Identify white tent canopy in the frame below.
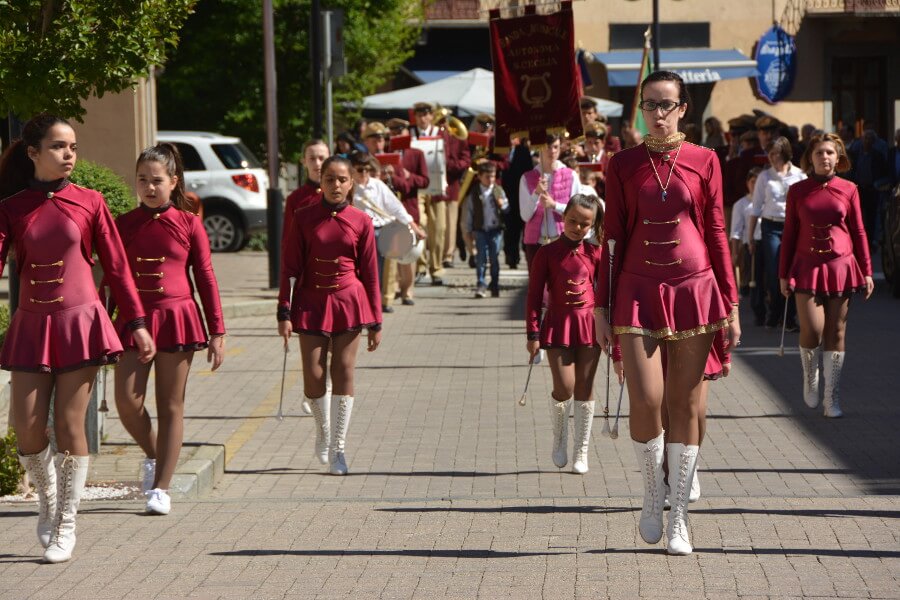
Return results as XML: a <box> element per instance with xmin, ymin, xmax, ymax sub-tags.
<box><xmin>363</xmin><ymin>68</ymin><xmax>622</xmax><ymax>118</ymax></box>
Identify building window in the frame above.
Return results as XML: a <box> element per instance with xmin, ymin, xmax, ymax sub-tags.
<box><xmin>609</xmin><ymin>23</ymin><xmax>710</xmax><ymax>50</ymax></box>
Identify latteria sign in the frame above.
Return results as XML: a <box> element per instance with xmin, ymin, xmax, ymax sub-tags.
<box><xmin>754</xmin><ymin>25</ymin><xmax>797</xmax><ymax>104</ymax></box>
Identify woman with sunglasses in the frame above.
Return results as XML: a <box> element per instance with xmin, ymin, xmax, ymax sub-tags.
<box><xmin>596</xmin><ymin>71</ymin><xmax>740</xmax><ymax>555</ymax></box>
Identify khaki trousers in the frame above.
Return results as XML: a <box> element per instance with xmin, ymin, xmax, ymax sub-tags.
<box><xmin>381</xmin><ymin>258</ymin><xmax>398</xmax><ymax>306</ymax></box>
<box><xmin>443</xmin><ymin>200</ymin><xmax>460</xmax><ymax>263</ymax></box>
<box><xmin>424</xmin><ymin>196</ymin><xmax>446</xmax><ymax>277</ymax></box>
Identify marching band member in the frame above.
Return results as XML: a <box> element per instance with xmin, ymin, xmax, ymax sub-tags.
<box><xmin>112</xmin><ymin>144</ymin><xmax>225</xmax><ymax>516</ymax></box>
<box><xmin>596</xmin><ymin>71</ymin><xmax>740</xmax><ymax>556</ymax></box>
<box><xmin>284</xmin><ymin>139</ymin><xmax>330</xmax><ymax>244</ymax></box>
<box><xmin>779</xmin><ymin>133</ymin><xmax>873</xmax><ymax>417</ymax></box>
<box><xmin>387</xmin><ymin>118</ymin><xmax>429</xmax><ymax>305</ymax></box>
<box><xmin>410</xmin><ymin>102</ymin><xmax>470</xmax><ymax>280</ymax></box>
<box><xmin>578</xmin><ymin>122</ymin><xmax>610</xmax><ymax>198</ymax></box>
<box><xmin>503</xmin><ymin>137</ymin><xmax>533</xmax><ymax>270</ymax></box>
<box><xmin>0</xmin><ymin>114</ymin><xmax>155</xmax><ymax>563</ymax></box>
<box><xmin>278</xmin><ymin>156</ymin><xmax>382</xmax><ymax>476</ymax></box>
<box><xmin>526</xmin><ymin>194</ymin><xmax>620</xmax><ymax>474</ymax></box>
<box><xmin>519</xmin><ymin>134</ymin><xmax>580</xmax><ymax>268</ymax></box>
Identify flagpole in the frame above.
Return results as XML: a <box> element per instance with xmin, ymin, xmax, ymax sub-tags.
<box><xmin>652</xmin><ymin>0</ymin><xmax>661</xmax><ymax>75</ymax></box>
<box><xmin>630</xmin><ymin>28</ymin><xmax>652</xmax><ymax>131</ymax></box>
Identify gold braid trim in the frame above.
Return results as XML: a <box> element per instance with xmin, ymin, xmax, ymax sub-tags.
<box><xmin>612</xmin><ymin>317</ymin><xmax>730</xmax><ymax>341</ymax></box>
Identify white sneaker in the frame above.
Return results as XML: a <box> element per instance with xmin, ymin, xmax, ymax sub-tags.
<box><xmin>145</xmin><ymin>488</ymin><xmax>171</xmax><ymax>515</ymax></box>
<box><xmin>140</xmin><ymin>458</ymin><xmax>156</xmax><ymax>494</ymax></box>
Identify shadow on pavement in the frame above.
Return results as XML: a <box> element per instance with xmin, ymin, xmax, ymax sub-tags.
<box><xmin>590</xmin><ymin>547</ymin><xmax>900</xmax><ymax>558</ymax></box>
<box><xmin>376</xmin><ymin>506</ymin><xmax>639</xmax><ymax>515</ymax></box>
<box><xmin>691</xmin><ymin>506</ymin><xmax>900</xmax><ymax>519</ymax></box>
<box><xmin>341</xmin><ymin>470</ymin><xmax>546</xmax><ymax>477</ymax></box>
<box><xmin>210</xmin><ymin>549</ymin><xmax>574</xmax><ymax>558</ymax></box>
<box><xmin>733</xmin><ymin>282</ymin><xmax>900</xmax><ymax>495</ymax></box>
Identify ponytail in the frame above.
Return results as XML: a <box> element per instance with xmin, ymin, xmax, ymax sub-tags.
<box><xmin>0</xmin><ymin>113</ymin><xmax>72</xmax><ymax>199</ymax></box>
<box><xmin>136</xmin><ymin>143</ymin><xmax>189</xmax><ymax>211</ymax></box>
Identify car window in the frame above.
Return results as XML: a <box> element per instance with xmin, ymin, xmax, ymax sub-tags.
<box><xmin>211</xmin><ymin>142</ymin><xmax>262</xmax><ymax>169</ymax></box>
<box><xmin>172</xmin><ymin>143</ymin><xmax>206</xmax><ymax>171</ymax></box>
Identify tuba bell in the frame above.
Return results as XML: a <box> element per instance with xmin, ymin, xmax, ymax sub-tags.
<box><xmin>434</xmin><ymin>105</ymin><xmax>469</xmax><ymax>141</ymax></box>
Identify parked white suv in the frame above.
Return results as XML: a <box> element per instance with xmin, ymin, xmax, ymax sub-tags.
<box><xmin>157</xmin><ymin>131</ymin><xmax>270</xmax><ymax>252</ymax></box>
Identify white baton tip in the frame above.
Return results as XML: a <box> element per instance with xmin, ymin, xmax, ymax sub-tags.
<box><xmin>607</xmin><ymin>238</ymin><xmax>616</xmax><ymax>254</ymax></box>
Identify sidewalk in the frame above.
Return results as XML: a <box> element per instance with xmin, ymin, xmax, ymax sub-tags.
<box><xmin>1</xmin><ymin>250</ymin><xmax>898</xmax><ymax>599</ymax></box>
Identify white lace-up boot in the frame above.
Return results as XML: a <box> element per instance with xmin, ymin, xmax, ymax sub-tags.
<box><xmin>308</xmin><ymin>394</ymin><xmax>331</xmax><ymax>465</ymax></box>
<box><xmin>689</xmin><ymin>469</ymin><xmax>701</xmax><ymax>503</ymax></box>
<box><xmin>823</xmin><ymin>350</ymin><xmax>845</xmax><ymax>418</ymax></box>
<box><xmin>44</xmin><ymin>453</ymin><xmax>89</xmax><ymax>563</ymax></box>
<box><xmin>329</xmin><ymin>395</ymin><xmax>354</xmax><ymax>475</ymax></box>
<box><xmin>571</xmin><ymin>400</ymin><xmax>595</xmax><ymax>474</ymax></box>
<box><xmin>18</xmin><ymin>445</ymin><xmax>57</xmax><ymax>548</ymax></box>
<box><xmin>632</xmin><ymin>431</ymin><xmax>666</xmax><ymax>544</ymax></box>
<box><xmin>799</xmin><ymin>346</ymin><xmax>821</xmax><ymax>408</ymax></box>
<box><xmin>666</xmin><ymin>443</ymin><xmax>699</xmax><ymax>556</ymax></box>
<box><xmin>549</xmin><ymin>397</ymin><xmax>572</xmax><ymax>468</ymax></box>
<box><xmin>140</xmin><ymin>458</ymin><xmax>156</xmax><ymax>494</ymax></box>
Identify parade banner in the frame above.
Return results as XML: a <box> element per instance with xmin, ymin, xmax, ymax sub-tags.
<box><xmin>489</xmin><ymin>1</ymin><xmax>582</xmax><ymax>149</ymax></box>
<box><xmin>754</xmin><ymin>25</ymin><xmax>797</xmax><ymax>104</ymax></box>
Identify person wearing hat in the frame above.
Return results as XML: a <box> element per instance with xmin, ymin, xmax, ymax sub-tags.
<box><xmin>578</xmin><ymin>122</ymin><xmax>609</xmax><ymax>197</ymax></box>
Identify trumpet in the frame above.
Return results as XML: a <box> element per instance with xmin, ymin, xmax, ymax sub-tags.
<box><xmin>434</xmin><ymin>105</ymin><xmax>468</xmax><ymax>141</ymax></box>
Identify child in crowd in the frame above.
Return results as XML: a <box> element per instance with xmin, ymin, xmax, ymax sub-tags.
<box><xmin>731</xmin><ymin>167</ymin><xmax>765</xmax><ymax>324</ymax></box>
<box><xmin>462</xmin><ymin>161</ymin><xmax>509</xmax><ymax>298</ymax></box>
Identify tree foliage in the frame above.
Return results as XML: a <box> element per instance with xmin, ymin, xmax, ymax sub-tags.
<box><xmin>156</xmin><ymin>0</ymin><xmax>423</xmax><ymax>163</ymax></box>
<box><xmin>0</xmin><ymin>0</ymin><xmax>196</xmax><ymax>120</ymax></box>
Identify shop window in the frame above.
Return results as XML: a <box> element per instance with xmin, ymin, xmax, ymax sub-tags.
<box><xmin>609</xmin><ymin>23</ymin><xmax>709</xmax><ymax>50</ymax></box>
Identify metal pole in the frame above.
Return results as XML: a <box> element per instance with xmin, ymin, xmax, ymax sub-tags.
<box><xmin>324</xmin><ymin>10</ymin><xmax>334</xmax><ymax>150</ymax></box>
<box><xmin>7</xmin><ymin>114</ymin><xmax>22</xmax><ymax>316</ymax></box>
<box><xmin>652</xmin><ymin>0</ymin><xmax>661</xmax><ymax>72</ymax></box>
<box><xmin>311</xmin><ymin>0</ymin><xmax>323</xmax><ymax>138</ymax></box>
<box><xmin>263</xmin><ymin>0</ymin><xmax>283</xmax><ymax>288</ymax></box>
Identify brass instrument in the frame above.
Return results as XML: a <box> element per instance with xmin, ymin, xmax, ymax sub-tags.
<box><xmin>434</xmin><ymin>105</ymin><xmax>468</xmax><ymax>141</ymax></box>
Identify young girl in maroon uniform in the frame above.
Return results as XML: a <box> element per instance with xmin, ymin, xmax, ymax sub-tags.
<box><xmin>112</xmin><ymin>144</ymin><xmax>226</xmax><ymax>515</ymax></box>
<box><xmin>526</xmin><ymin>194</ymin><xmax>622</xmax><ymax>475</ymax></box>
<box><xmin>278</xmin><ymin>156</ymin><xmax>382</xmax><ymax>476</ymax></box>
<box><xmin>779</xmin><ymin>133</ymin><xmax>873</xmax><ymax>417</ymax></box>
<box><xmin>0</xmin><ymin>114</ymin><xmax>155</xmax><ymax>563</ymax></box>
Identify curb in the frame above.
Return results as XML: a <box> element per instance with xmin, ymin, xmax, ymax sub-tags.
<box><xmin>221</xmin><ymin>299</ymin><xmax>274</xmax><ymax>320</ymax></box>
<box><xmin>168</xmin><ymin>443</ymin><xmax>226</xmax><ymax>500</ymax></box>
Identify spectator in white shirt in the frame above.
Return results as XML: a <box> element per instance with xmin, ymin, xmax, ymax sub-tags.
<box><xmin>730</xmin><ymin>166</ymin><xmax>765</xmax><ymax>325</ymax></box>
<box><xmin>748</xmin><ymin>137</ymin><xmax>807</xmax><ymax>329</ymax></box>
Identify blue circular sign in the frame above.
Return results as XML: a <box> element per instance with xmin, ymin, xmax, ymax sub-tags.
<box><xmin>754</xmin><ymin>25</ymin><xmax>797</xmax><ymax>104</ymax></box>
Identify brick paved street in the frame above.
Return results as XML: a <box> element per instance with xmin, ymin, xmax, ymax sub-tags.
<box><xmin>1</xmin><ymin>252</ymin><xmax>898</xmax><ymax>599</ymax></box>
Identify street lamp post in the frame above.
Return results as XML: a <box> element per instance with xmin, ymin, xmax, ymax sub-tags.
<box><xmin>652</xmin><ymin>0</ymin><xmax>661</xmax><ymax>71</ymax></box>
<box><xmin>263</xmin><ymin>0</ymin><xmax>283</xmax><ymax>288</ymax></box>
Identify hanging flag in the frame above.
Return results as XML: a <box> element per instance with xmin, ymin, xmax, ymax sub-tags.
<box><xmin>489</xmin><ymin>1</ymin><xmax>583</xmax><ymax>149</ymax></box>
<box><xmin>629</xmin><ymin>27</ymin><xmax>653</xmax><ymax>137</ymax></box>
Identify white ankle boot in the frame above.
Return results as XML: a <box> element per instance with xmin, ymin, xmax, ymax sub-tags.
<box><xmin>632</xmin><ymin>431</ymin><xmax>666</xmax><ymax>544</ymax></box>
<box><xmin>823</xmin><ymin>351</ymin><xmax>845</xmax><ymax>418</ymax></box>
<box><xmin>18</xmin><ymin>445</ymin><xmax>57</xmax><ymax>548</ymax></box>
<box><xmin>571</xmin><ymin>400</ymin><xmax>595</xmax><ymax>474</ymax></box>
<box><xmin>140</xmin><ymin>458</ymin><xmax>156</xmax><ymax>494</ymax></box>
<box><xmin>666</xmin><ymin>443</ymin><xmax>699</xmax><ymax>556</ymax></box>
<box><xmin>799</xmin><ymin>346</ymin><xmax>821</xmax><ymax>408</ymax></box>
<box><xmin>549</xmin><ymin>397</ymin><xmax>572</xmax><ymax>468</ymax></box>
<box><xmin>44</xmin><ymin>453</ymin><xmax>89</xmax><ymax>563</ymax></box>
<box><xmin>329</xmin><ymin>395</ymin><xmax>354</xmax><ymax>475</ymax></box>
<box><xmin>308</xmin><ymin>394</ymin><xmax>331</xmax><ymax>465</ymax></box>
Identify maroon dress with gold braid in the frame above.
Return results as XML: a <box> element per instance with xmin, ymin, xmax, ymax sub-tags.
<box><xmin>598</xmin><ymin>140</ymin><xmax>737</xmax><ymax>342</ymax></box>
<box><xmin>0</xmin><ymin>181</ymin><xmax>145</xmax><ymax>372</ymax></box>
<box><xmin>113</xmin><ymin>204</ymin><xmax>225</xmax><ymax>351</ymax></box>
<box><xmin>277</xmin><ymin>199</ymin><xmax>382</xmax><ymax>335</ymax></box>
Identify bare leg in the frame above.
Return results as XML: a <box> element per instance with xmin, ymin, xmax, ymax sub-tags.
<box><xmin>114</xmin><ymin>350</ymin><xmax>156</xmax><ymax>458</ymax></box>
<box><xmin>822</xmin><ymin>297</ymin><xmax>850</xmax><ymax>352</ymax></box>
<box><xmin>619</xmin><ymin>334</ymin><xmax>665</xmax><ymax>442</ymax></box>
<box><xmin>795</xmin><ymin>293</ymin><xmax>825</xmax><ymax>349</ymax></box>
<box><xmin>152</xmin><ymin>351</ymin><xmax>194</xmax><ymax>490</ymax></box>
<box><xmin>330</xmin><ymin>331</ymin><xmax>362</xmax><ymax>396</ymax></box>
<box><xmin>299</xmin><ymin>334</ymin><xmax>331</xmax><ymax>399</ymax></box>
<box><xmin>11</xmin><ymin>372</ymin><xmax>53</xmax><ymax>455</ymax></box>
<box><xmin>546</xmin><ymin>348</ymin><xmax>576</xmax><ymax>401</ymax></box>
<box><xmin>663</xmin><ymin>333</ymin><xmax>714</xmax><ymax>446</ymax></box>
<box><xmin>53</xmin><ymin>367</ymin><xmax>100</xmax><ymax>455</ymax></box>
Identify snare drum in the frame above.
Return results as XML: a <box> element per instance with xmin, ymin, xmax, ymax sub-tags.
<box><xmin>377</xmin><ymin>221</ymin><xmax>416</xmax><ymax>260</ymax></box>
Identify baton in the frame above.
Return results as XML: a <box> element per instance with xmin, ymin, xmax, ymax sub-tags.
<box><xmin>99</xmin><ymin>286</ymin><xmax>110</xmax><ymax>412</ymax></box>
<box><xmin>610</xmin><ymin>378</ymin><xmax>626</xmax><ymax>440</ymax></box>
<box><xmin>277</xmin><ymin>277</ymin><xmax>297</xmax><ymax>420</ymax></box>
<box><xmin>602</xmin><ymin>238</ymin><xmax>616</xmax><ymax>437</ymax></box>
<box><xmin>518</xmin><ymin>354</ymin><xmax>538</xmax><ymax>406</ymax></box>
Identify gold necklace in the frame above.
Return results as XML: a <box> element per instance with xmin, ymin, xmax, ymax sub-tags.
<box><xmin>645</xmin><ymin>142</ymin><xmax>683</xmax><ymax>202</ymax></box>
<box><xmin>644</xmin><ymin>132</ymin><xmax>686</xmax><ymax>153</ymax></box>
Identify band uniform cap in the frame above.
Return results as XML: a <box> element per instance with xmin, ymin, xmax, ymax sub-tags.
<box><xmin>584</xmin><ymin>122</ymin><xmax>607</xmax><ymax>138</ymax></box>
<box><xmin>739</xmin><ymin>130</ymin><xmax>760</xmax><ymax>143</ymax></box>
<box><xmin>413</xmin><ymin>101</ymin><xmax>435</xmax><ymax>112</ymax></box>
<box><xmin>755</xmin><ymin>115</ymin><xmax>781</xmax><ymax>130</ymax></box>
<box><xmin>386</xmin><ymin>117</ymin><xmax>409</xmax><ymax>130</ymax></box>
<box><xmin>728</xmin><ymin>114</ymin><xmax>757</xmax><ymax>132</ymax></box>
<box><xmin>363</xmin><ymin>122</ymin><xmax>388</xmax><ymax>138</ymax></box>
<box><xmin>475</xmin><ymin>113</ymin><xmax>495</xmax><ymax>125</ymax></box>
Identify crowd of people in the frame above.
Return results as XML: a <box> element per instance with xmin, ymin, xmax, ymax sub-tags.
<box><xmin>1</xmin><ymin>68</ymin><xmax>889</xmax><ymax>563</ymax></box>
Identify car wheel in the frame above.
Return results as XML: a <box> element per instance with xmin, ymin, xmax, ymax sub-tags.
<box><xmin>204</xmin><ymin>210</ymin><xmax>244</xmax><ymax>252</ymax></box>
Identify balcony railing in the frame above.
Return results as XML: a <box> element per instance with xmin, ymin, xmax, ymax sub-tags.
<box><xmin>805</xmin><ymin>0</ymin><xmax>899</xmax><ymax>13</ymax></box>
